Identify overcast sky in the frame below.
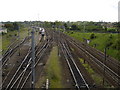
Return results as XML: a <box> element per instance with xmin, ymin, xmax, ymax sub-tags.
<box><xmin>0</xmin><ymin>0</ymin><xmax>119</xmax><ymax>22</ymax></box>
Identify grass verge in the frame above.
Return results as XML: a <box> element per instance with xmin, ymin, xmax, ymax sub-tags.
<box><xmin>79</xmin><ymin>58</ymin><xmax>111</xmax><ymax>87</ymax></box>
<box><xmin>46</xmin><ymin>46</ymin><xmax>63</xmax><ymax>88</ymax></box>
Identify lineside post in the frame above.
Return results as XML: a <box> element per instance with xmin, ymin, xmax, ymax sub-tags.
<box><xmin>103</xmin><ymin>47</ymin><xmax>107</xmax><ymax>86</ymax></box>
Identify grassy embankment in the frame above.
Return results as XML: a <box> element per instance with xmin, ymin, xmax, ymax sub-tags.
<box><xmin>46</xmin><ymin>46</ymin><xmax>63</xmax><ymax>88</ymax></box>
<box><xmin>66</xmin><ymin>31</ymin><xmax>119</xmax><ymax>61</ymax></box>
<box><xmin>1</xmin><ymin>28</ymin><xmax>28</xmax><ymax>53</ymax></box>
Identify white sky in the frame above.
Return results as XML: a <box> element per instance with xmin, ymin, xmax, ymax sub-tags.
<box><xmin>0</xmin><ymin>0</ymin><xmax>119</xmax><ymax>22</ymax></box>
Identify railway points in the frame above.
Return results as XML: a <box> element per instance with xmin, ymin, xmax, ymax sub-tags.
<box><xmin>1</xmin><ymin>25</ymin><xmax>120</xmax><ymax>89</ymax></box>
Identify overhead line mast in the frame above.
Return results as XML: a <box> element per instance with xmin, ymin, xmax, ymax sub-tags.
<box><xmin>31</xmin><ymin>29</ymin><xmax>35</xmax><ymax>89</ymax></box>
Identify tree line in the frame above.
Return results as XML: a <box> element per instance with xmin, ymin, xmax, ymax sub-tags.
<box><xmin>2</xmin><ymin>21</ymin><xmax>120</xmax><ymax>33</ymax></box>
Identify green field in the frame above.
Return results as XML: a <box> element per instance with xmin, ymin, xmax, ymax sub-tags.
<box><xmin>65</xmin><ymin>31</ymin><xmax>119</xmax><ymax>61</ymax></box>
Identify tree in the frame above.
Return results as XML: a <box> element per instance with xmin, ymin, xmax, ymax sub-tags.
<box><xmin>64</xmin><ymin>23</ymin><xmax>68</xmax><ymax>30</ymax></box>
<box><xmin>90</xmin><ymin>33</ymin><xmax>96</xmax><ymax>39</ymax></box>
<box><xmin>70</xmin><ymin>24</ymin><xmax>79</xmax><ymax>30</ymax></box>
<box><xmin>4</xmin><ymin>23</ymin><xmax>14</xmax><ymax>31</ymax></box>
<box><xmin>13</xmin><ymin>22</ymin><xmax>19</xmax><ymax>30</ymax></box>
<box><xmin>4</xmin><ymin>22</ymin><xmax>19</xmax><ymax>31</ymax></box>
<box><xmin>104</xmin><ymin>26</ymin><xmax>107</xmax><ymax>32</ymax></box>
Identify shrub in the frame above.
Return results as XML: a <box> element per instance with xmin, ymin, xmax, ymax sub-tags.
<box><xmin>14</xmin><ymin>34</ymin><xmax>17</xmax><ymax>36</ymax></box>
<box><xmin>112</xmin><ymin>39</ymin><xmax>120</xmax><ymax>50</ymax></box>
<box><xmin>105</xmin><ymin>41</ymin><xmax>113</xmax><ymax>47</ymax></box>
<box><xmin>2</xmin><ymin>32</ymin><xmax>7</xmax><ymax>35</ymax></box>
<box><xmin>109</xmin><ymin>34</ymin><xmax>113</xmax><ymax>39</ymax></box>
<box><xmin>70</xmin><ymin>31</ymin><xmax>74</xmax><ymax>34</ymax></box>
<box><xmin>90</xmin><ymin>33</ymin><xmax>96</xmax><ymax>39</ymax></box>
<box><xmin>8</xmin><ymin>34</ymin><xmax>12</xmax><ymax>37</ymax></box>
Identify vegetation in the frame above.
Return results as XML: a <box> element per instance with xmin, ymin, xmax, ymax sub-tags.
<box><xmin>1</xmin><ymin>27</ymin><xmax>28</xmax><ymax>53</ymax></box>
<box><xmin>4</xmin><ymin>22</ymin><xmax>19</xmax><ymax>31</ymax></box>
<box><xmin>43</xmin><ymin>21</ymin><xmax>119</xmax><ymax>33</ymax></box>
<box><xmin>1</xmin><ymin>21</ymin><xmax>119</xmax><ymax>60</ymax></box>
<box><xmin>90</xmin><ymin>33</ymin><xmax>96</xmax><ymax>39</ymax></box>
<box><xmin>46</xmin><ymin>46</ymin><xmax>63</xmax><ymax>88</ymax></box>
<box><xmin>43</xmin><ymin>20</ymin><xmax>119</xmax><ymax>60</ymax></box>
<box><xmin>1</xmin><ymin>21</ymin><xmax>119</xmax><ymax>87</ymax></box>
<box><xmin>66</xmin><ymin>31</ymin><xmax>119</xmax><ymax>61</ymax></box>
<box><xmin>79</xmin><ymin>58</ymin><xmax>105</xmax><ymax>86</ymax></box>
<box><xmin>79</xmin><ymin>58</ymin><xmax>112</xmax><ymax>87</ymax></box>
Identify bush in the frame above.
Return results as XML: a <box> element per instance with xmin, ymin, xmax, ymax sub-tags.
<box><xmin>109</xmin><ymin>34</ymin><xmax>113</xmax><ymax>39</ymax></box>
<box><xmin>9</xmin><ymin>34</ymin><xmax>12</xmax><ymax>37</ymax></box>
<box><xmin>14</xmin><ymin>34</ymin><xmax>17</xmax><ymax>36</ymax></box>
<box><xmin>90</xmin><ymin>33</ymin><xmax>96</xmax><ymax>39</ymax></box>
<box><xmin>70</xmin><ymin>31</ymin><xmax>74</xmax><ymax>34</ymax></box>
<box><xmin>2</xmin><ymin>32</ymin><xmax>7</xmax><ymax>35</ymax></box>
<box><xmin>107</xmin><ymin>28</ymin><xmax>116</xmax><ymax>33</ymax></box>
<box><xmin>112</xmin><ymin>39</ymin><xmax>120</xmax><ymax>50</ymax></box>
<box><xmin>105</xmin><ymin>41</ymin><xmax>113</xmax><ymax>47</ymax></box>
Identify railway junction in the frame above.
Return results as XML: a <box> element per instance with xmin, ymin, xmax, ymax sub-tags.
<box><xmin>1</xmin><ymin>26</ymin><xmax>120</xmax><ymax>89</ymax></box>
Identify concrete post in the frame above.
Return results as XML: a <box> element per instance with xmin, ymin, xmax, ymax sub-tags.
<box><xmin>31</xmin><ymin>29</ymin><xmax>35</xmax><ymax>89</ymax></box>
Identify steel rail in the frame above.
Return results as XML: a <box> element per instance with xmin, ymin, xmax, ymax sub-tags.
<box><xmin>59</xmin><ymin>39</ymin><xmax>90</xmax><ymax>89</ymax></box>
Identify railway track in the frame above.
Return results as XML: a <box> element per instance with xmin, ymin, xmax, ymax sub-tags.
<box><xmin>2</xmin><ymin>28</ymin><xmax>119</xmax><ymax>89</ymax></box>
<box><xmin>2</xmin><ymin>30</ymin><xmax>52</xmax><ymax>89</ymax></box>
<box><xmin>77</xmin><ymin>40</ymin><xmax>119</xmax><ymax>74</ymax></box>
<box><xmin>2</xmin><ymin>39</ymin><xmax>18</xmax><ymax>56</ymax></box>
<box><xmin>1</xmin><ymin>36</ymin><xmax>30</xmax><ymax>67</ymax></box>
<box><xmin>67</xmin><ymin>35</ymin><xmax>120</xmax><ymax>74</ymax></box>
<box><xmin>21</xmin><ymin>39</ymin><xmax>51</xmax><ymax>89</ymax></box>
<box><xmin>16</xmin><ymin>31</ymin><xmax>52</xmax><ymax>88</ymax></box>
<box><xmin>1</xmin><ymin>47</ymin><xmax>31</xmax><ymax>88</ymax></box>
<box><xmin>59</xmin><ymin>37</ymin><xmax>90</xmax><ymax>89</ymax></box>
<box><xmin>61</xmin><ymin>33</ymin><xmax>120</xmax><ymax>87</ymax></box>
<box><xmin>1</xmin><ymin>36</ymin><xmax>31</xmax><ymax>87</ymax></box>
<box><xmin>48</xmin><ymin>29</ymin><xmax>91</xmax><ymax>89</ymax></box>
